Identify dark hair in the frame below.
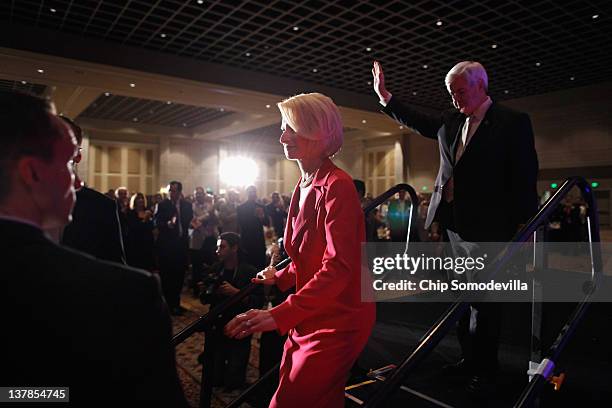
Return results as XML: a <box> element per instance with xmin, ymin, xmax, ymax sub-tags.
<box><xmin>0</xmin><ymin>91</ymin><xmax>60</xmax><ymax>196</ymax></box>
<box><xmin>59</xmin><ymin>115</ymin><xmax>83</xmax><ymax>145</ymax></box>
<box><xmin>219</xmin><ymin>232</ymin><xmax>241</xmax><ymax>248</ymax></box>
<box><xmin>168</xmin><ymin>180</ymin><xmax>183</xmax><ymax>192</ymax></box>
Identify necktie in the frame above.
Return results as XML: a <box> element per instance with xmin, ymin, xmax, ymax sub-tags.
<box><xmin>443</xmin><ymin>116</ymin><xmax>473</xmax><ymax>202</ymax></box>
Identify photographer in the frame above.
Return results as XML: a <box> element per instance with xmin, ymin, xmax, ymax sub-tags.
<box><xmin>199</xmin><ymin>232</ymin><xmax>264</xmax><ymax>391</ymax></box>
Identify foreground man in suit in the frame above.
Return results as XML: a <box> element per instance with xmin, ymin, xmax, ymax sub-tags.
<box><xmin>0</xmin><ymin>91</ymin><xmax>187</xmax><ymax>407</ymax></box>
<box><xmin>373</xmin><ymin>61</ymin><xmax>538</xmax><ymax>392</ymax></box>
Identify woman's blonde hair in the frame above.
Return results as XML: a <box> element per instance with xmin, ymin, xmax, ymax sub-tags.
<box><xmin>277</xmin><ymin>92</ymin><xmax>343</xmax><ymax>157</ymax></box>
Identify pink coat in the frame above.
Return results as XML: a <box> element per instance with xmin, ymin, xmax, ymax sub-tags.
<box><xmin>269</xmin><ymin>159</ymin><xmax>376</xmax><ymax>408</ymax></box>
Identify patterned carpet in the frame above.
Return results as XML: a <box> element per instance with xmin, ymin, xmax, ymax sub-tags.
<box><xmin>172</xmin><ymin>290</ymin><xmax>262</xmax><ymax>408</ymax></box>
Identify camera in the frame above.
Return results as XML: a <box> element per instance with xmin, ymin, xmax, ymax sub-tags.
<box><xmin>198</xmin><ymin>272</ymin><xmax>224</xmax><ymax>305</ymax></box>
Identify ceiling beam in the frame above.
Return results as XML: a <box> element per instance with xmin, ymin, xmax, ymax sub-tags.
<box><xmin>192</xmin><ymin>112</ymin><xmax>280</xmax><ymax>141</ymax></box>
<box><xmin>77</xmin><ymin>117</ymin><xmax>192</xmax><ymax>138</ymax></box>
<box><xmin>43</xmin><ymin>85</ymin><xmax>101</xmax><ymax>118</ymax></box>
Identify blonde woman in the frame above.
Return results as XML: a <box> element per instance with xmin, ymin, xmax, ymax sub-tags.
<box><xmin>226</xmin><ymin>93</ymin><xmax>375</xmax><ymax>407</ymax></box>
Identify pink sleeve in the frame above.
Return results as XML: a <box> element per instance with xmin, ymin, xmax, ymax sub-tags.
<box><xmin>274</xmin><ymin>262</ymin><xmax>296</xmax><ymax>292</ymax></box>
<box><xmin>269</xmin><ymin>177</ymin><xmax>363</xmax><ymax>335</ymax></box>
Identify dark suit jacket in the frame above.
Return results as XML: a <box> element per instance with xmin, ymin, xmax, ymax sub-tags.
<box><xmin>383</xmin><ymin>97</ymin><xmax>539</xmax><ymax>242</ymax></box>
<box><xmin>0</xmin><ymin>219</ymin><xmax>187</xmax><ymax>407</ymax></box>
<box><xmin>62</xmin><ymin>186</ymin><xmax>126</xmax><ymax>264</ymax></box>
<box><xmin>154</xmin><ymin>198</ymin><xmax>193</xmax><ymax>258</ymax></box>
<box><xmin>236</xmin><ymin>200</ymin><xmax>268</xmax><ymax>269</ymax></box>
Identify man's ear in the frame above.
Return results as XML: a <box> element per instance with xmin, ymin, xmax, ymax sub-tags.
<box><xmin>17</xmin><ymin>157</ymin><xmax>41</xmax><ymax>186</ymax></box>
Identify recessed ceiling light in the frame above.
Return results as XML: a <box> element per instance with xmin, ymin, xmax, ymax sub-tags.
<box><xmin>361</xmin><ymin>119</ymin><xmax>367</xmax><ymax>124</ymax></box>
<box><xmin>412</xmin><ymin>91</ymin><xmax>417</xmax><ymax>96</ymax></box>
<box><xmin>292</xmin><ymin>26</ymin><xmax>299</xmax><ymax>31</ymax></box>
<box><xmin>367</xmin><ymin>81</ymin><xmax>372</xmax><ymax>85</ymax></box>
<box><xmin>50</xmin><ymin>8</ymin><xmax>56</xmax><ymax>13</ymax></box>
<box><xmin>365</xmin><ymin>47</ymin><xmax>372</xmax><ymax>52</ymax></box>
<box><xmin>312</xmin><ymin>68</ymin><xmax>318</xmax><ymax>73</ymax></box>
<box><xmin>133</xmin><ymin>117</ymin><xmax>139</xmax><ymax>122</ymax></box>
<box><xmin>504</xmin><ymin>90</ymin><xmax>509</xmax><ymax>94</ymax></box>
<box><xmin>37</xmin><ymin>69</ymin><xmax>44</xmax><ymax>73</ymax></box>
<box><xmin>166</xmin><ymin>101</ymin><xmax>172</xmax><ymax>104</ymax></box>
<box><xmin>399</xmin><ymin>126</ymin><xmax>404</xmax><ymax>130</ymax></box>
<box><xmin>197</xmin><ymin>0</ymin><xmax>204</xmax><ymax>4</ymax></box>
<box><xmin>219</xmin><ymin>108</ymin><xmax>225</xmax><ymax>112</ymax></box>
<box><xmin>182</xmin><ymin>123</ymin><xmax>188</xmax><ymax>127</ymax></box>
<box><xmin>265</xmin><ymin>104</ymin><xmax>271</xmax><ymax>108</ymax></box>
<box><xmin>160</xmin><ymin>33</ymin><xmax>167</xmax><ymax>38</ymax></box>
<box><xmin>21</xmin><ymin>80</ymin><xmax>27</xmax><ymax>85</ymax></box>
<box><xmin>592</xmin><ymin>14</ymin><xmax>599</xmax><ymax>19</ymax></box>
<box><xmin>422</xmin><ymin>64</ymin><xmax>428</xmax><ymax>69</ymax></box>
<box><xmin>491</xmin><ymin>44</ymin><xmax>498</xmax><ymax>49</ymax></box>
<box><xmin>535</xmin><ymin>62</ymin><xmax>541</xmax><ymax>67</ymax></box>
<box><xmin>130</xmin><ymin>83</ymin><xmax>136</xmax><ymax>87</ymax></box>
<box><xmin>245</xmin><ymin>52</ymin><xmax>251</xmax><ymax>57</ymax></box>
<box><xmin>570</xmin><ymin>76</ymin><xmax>575</xmax><ymax>81</ymax></box>
<box><xmin>436</xmin><ymin>20</ymin><xmax>443</xmax><ymax>26</ymax></box>
<box><xmin>104</xmin><ymin>92</ymin><xmax>111</xmax><ymax>96</ymax></box>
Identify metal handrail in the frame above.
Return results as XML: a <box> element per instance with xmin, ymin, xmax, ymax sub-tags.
<box><xmin>225</xmin><ymin>362</ymin><xmax>281</xmax><ymax>408</ymax></box>
<box><xmin>172</xmin><ymin>257</ymin><xmax>292</xmax><ymax>346</ymax></box>
<box><xmin>364</xmin><ymin>176</ymin><xmax>602</xmax><ymax>408</ymax></box>
<box><xmin>514</xmin><ymin>177</ymin><xmax>602</xmax><ymax>408</ymax></box>
<box><xmin>363</xmin><ymin>183</ymin><xmax>419</xmax><ymax>216</ymax></box>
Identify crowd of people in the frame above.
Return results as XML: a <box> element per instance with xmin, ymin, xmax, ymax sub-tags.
<box><xmin>97</xmin><ymin>183</ymin><xmax>291</xmax><ymax>306</ymax></box>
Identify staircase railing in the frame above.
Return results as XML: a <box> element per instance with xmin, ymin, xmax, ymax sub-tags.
<box><xmin>362</xmin><ymin>176</ymin><xmax>602</xmax><ymax>407</ymax></box>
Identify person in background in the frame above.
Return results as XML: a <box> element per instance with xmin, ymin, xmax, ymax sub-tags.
<box><xmin>190</xmin><ymin>187</ymin><xmax>219</xmax><ymax>296</ymax></box>
<box><xmin>154</xmin><ymin>180</ymin><xmax>193</xmax><ymax>315</ymax></box>
<box><xmin>387</xmin><ymin>190</ymin><xmax>412</xmax><ymax>242</ymax></box>
<box><xmin>199</xmin><ymin>232</ymin><xmax>263</xmax><ymax>391</ymax></box>
<box><xmin>59</xmin><ymin>116</ymin><xmax>126</xmax><ymax>264</ymax></box>
<box><xmin>237</xmin><ymin>186</ymin><xmax>268</xmax><ymax>269</ymax></box>
<box><xmin>126</xmin><ymin>192</ymin><xmax>155</xmax><ymax>271</ymax></box>
<box><xmin>265</xmin><ymin>192</ymin><xmax>288</xmax><ymax>239</ymax></box>
<box><xmin>218</xmin><ymin>189</ymin><xmax>240</xmax><ymax>233</ymax></box>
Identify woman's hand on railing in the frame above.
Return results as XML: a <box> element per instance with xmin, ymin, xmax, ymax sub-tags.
<box><xmin>252</xmin><ymin>266</ymin><xmax>277</xmax><ymax>285</ymax></box>
<box><xmin>224</xmin><ymin>309</ymin><xmax>278</xmax><ymax>339</ymax></box>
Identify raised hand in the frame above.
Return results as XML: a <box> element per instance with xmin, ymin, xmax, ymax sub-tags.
<box><xmin>372</xmin><ymin>60</ymin><xmax>392</xmax><ymax>103</ymax></box>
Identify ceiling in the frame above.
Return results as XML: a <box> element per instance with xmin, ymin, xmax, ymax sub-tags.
<box><xmin>78</xmin><ymin>93</ymin><xmax>233</xmax><ymax>128</ymax></box>
<box><xmin>1</xmin><ymin>0</ymin><xmax>610</xmax><ymax>113</ymax></box>
<box><xmin>0</xmin><ymin>78</ymin><xmax>46</xmax><ymax>95</ymax></box>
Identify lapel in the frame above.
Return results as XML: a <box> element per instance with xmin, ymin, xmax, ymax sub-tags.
<box><xmin>455</xmin><ymin>102</ymin><xmax>499</xmax><ymax>167</ymax></box>
<box><xmin>441</xmin><ymin>110</ymin><xmax>466</xmax><ymax>167</ymax></box>
<box><xmin>284</xmin><ymin>159</ymin><xmax>335</xmax><ymax>251</ymax></box>
<box><xmin>450</xmin><ymin>116</ymin><xmax>465</xmax><ymax>166</ymax></box>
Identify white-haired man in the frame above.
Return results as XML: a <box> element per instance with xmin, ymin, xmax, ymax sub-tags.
<box><xmin>373</xmin><ymin>61</ymin><xmax>539</xmax><ymax>393</ymax></box>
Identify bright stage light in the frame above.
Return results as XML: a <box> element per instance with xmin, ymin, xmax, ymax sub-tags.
<box><xmin>219</xmin><ymin>156</ymin><xmax>259</xmax><ymax>187</ymax></box>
